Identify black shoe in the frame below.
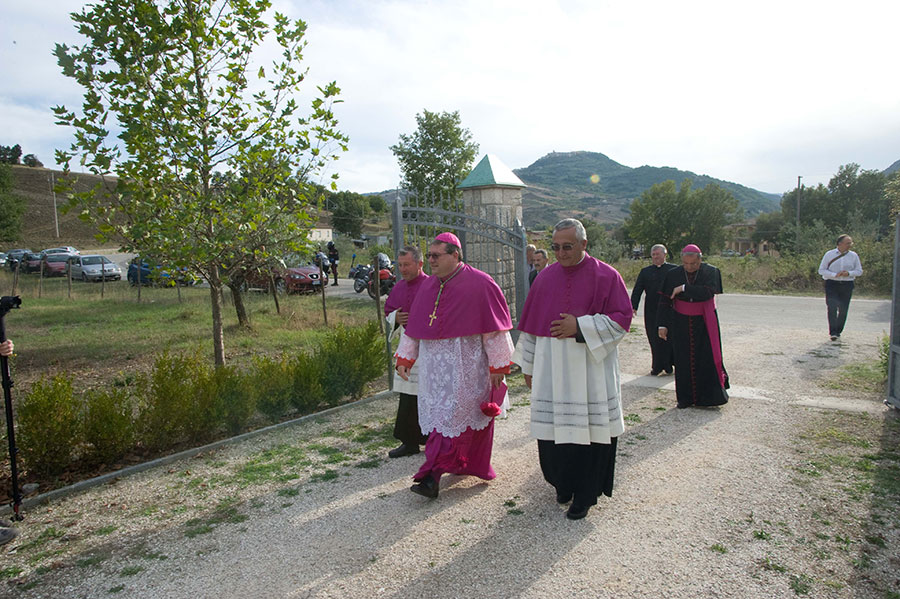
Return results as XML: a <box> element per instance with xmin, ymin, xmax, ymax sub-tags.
<box><xmin>388</xmin><ymin>444</ymin><xmax>419</xmax><ymax>458</ymax></box>
<box><xmin>556</xmin><ymin>492</ymin><xmax>573</xmax><ymax>504</ymax></box>
<box><xmin>410</xmin><ymin>475</ymin><xmax>438</xmax><ymax>499</ymax></box>
<box><xmin>830</xmin><ymin>335</ymin><xmax>839</xmax><ymax>341</ymax></box>
<box><xmin>566</xmin><ymin>504</ymin><xmax>590</xmax><ymax>520</ymax></box>
<box><xmin>663</xmin><ymin>368</ymin><xmax>673</xmax><ymax>375</ymax></box>
<box><xmin>649</xmin><ymin>369</ymin><xmax>661</xmax><ymax>376</ymax></box>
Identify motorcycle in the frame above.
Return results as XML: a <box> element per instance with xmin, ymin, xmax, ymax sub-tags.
<box><xmin>367</xmin><ymin>252</ymin><xmax>396</xmax><ymax>299</ymax></box>
<box><xmin>348</xmin><ymin>255</ymin><xmax>373</xmax><ymax>294</ymax></box>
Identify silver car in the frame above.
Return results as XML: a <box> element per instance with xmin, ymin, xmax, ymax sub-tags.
<box><xmin>69</xmin><ymin>254</ymin><xmax>122</xmax><ymax>282</ymax></box>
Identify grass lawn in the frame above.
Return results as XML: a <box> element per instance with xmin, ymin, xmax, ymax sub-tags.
<box><xmin>0</xmin><ymin>271</ymin><xmax>379</xmax><ymax>392</ymax></box>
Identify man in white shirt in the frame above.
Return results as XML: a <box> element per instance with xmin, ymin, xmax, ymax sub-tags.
<box><xmin>818</xmin><ymin>234</ymin><xmax>863</xmax><ymax>342</ymax></box>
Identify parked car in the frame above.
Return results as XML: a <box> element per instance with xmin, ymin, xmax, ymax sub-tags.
<box><xmin>69</xmin><ymin>254</ymin><xmax>122</xmax><ymax>282</ymax></box>
<box><xmin>0</xmin><ymin>253</ymin><xmax>6</xmax><ymax>267</ymax></box>
<box><xmin>721</xmin><ymin>249</ymin><xmax>740</xmax><ymax>257</ymax></box>
<box><xmin>42</xmin><ymin>246</ymin><xmax>79</xmax><ymax>256</ymax></box>
<box><xmin>6</xmin><ymin>249</ymin><xmax>32</xmax><ymax>271</ymax></box>
<box><xmin>41</xmin><ymin>253</ymin><xmax>74</xmax><ymax>277</ymax></box>
<box><xmin>22</xmin><ymin>252</ymin><xmax>43</xmax><ymax>274</ymax></box>
<box><xmin>243</xmin><ymin>257</ymin><xmax>328</xmax><ymax>294</ymax></box>
<box><xmin>127</xmin><ymin>257</ymin><xmax>195</xmax><ymax>286</ymax></box>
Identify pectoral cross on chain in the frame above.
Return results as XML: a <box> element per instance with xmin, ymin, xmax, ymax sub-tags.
<box><xmin>428</xmin><ymin>310</ymin><xmax>438</xmax><ymax>326</ymax></box>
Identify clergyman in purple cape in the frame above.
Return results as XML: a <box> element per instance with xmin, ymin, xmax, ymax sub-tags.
<box><xmin>395</xmin><ymin>232</ymin><xmax>513</xmax><ymax>499</ymax></box>
<box><xmin>513</xmin><ymin>218</ymin><xmax>633</xmax><ymax>520</ymax></box>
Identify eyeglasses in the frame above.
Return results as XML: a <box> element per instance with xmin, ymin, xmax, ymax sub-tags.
<box><xmin>426</xmin><ymin>252</ymin><xmax>449</xmax><ymax>260</ymax></box>
<box><xmin>550</xmin><ymin>243</ymin><xmax>576</xmax><ymax>252</ymax></box>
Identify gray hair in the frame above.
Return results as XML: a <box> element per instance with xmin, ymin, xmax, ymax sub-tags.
<box><xmin>533</xmin><ymin>248</ymin><xmax>548</xmax><ymax>259</ymax></box>
<box><xmin>650</xmin><ymin>244</ymin><xmax>667</xmax><ymax>255</ymax></box>
<box><xmin>398</xmin><ymin>245</ymin><xmax>422</xmax><ymax>262</ymax></box>
<box><xmin>553</xmin><ymin>218</ymin><xmax>586</xmax><ymax>242</ymax></box>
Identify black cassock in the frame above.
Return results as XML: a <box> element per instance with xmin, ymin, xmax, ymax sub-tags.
<box><xmin>657</xmin><ymin>263</ymin><xmax>729</xmax><ymax>408</ymax></box>
<box><xmin>630</xmin><ymin>262</ymin><xmax>677</xmax><ymax>373</ymax></box>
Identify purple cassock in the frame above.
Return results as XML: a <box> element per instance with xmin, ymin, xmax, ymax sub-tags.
<box><xmin>518</xmin><ymin>252</ymin><xmax>633</xmax><ymax>337</ymax></box>
<box><xmin>383</xmin><ymin>271</ymin><xmax>428</xmax><ymax>318</ymax></box>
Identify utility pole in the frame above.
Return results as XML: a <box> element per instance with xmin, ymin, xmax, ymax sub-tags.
<box><xmin>796</xmin><ymin>175</ymin><xmax>802</xmax><ymax>252</ymax></box>
<box><xmin>49</xmin><ymin>173</ymin><xmax>59</xmax><ymax>238</ymax></box>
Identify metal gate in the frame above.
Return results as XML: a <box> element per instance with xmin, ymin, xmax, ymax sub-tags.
<box><xmin>886</xmin><ymin>217</ymin><xmax>900</xmax><ymax>409</ymax></box>
<box><xmin>391</xmin><ymin>190</ymin><xmax>529</xmax><ymax>326</ymax></box>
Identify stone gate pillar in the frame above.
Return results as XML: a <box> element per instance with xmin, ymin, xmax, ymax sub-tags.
<box><xmin>457</xmin><ymin>154</ymin><xmax>527</xmax><ymax>321</ymax></box>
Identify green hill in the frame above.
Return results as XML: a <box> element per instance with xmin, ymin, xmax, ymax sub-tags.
<box><xmin>514</xmin><ymin>151</ymin><xmax>781</xmax><ymax>229</ymax></box>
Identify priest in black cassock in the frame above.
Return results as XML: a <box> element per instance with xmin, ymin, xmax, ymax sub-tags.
<box><xmin>630</xmin><ymin>244</ymin><xmax>677</xmax><ymax>375</ymax></box>
<box><xmin>657</xmin><ymin>244</ymin><xmax>729</xmax><ymax>408</ymax></box>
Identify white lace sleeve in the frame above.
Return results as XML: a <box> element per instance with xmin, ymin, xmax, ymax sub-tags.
<box><xmin>395</xmin><ymin>332</ymin><xmax>419</xmax><ymax>362</ymax></box>
<box><xmin>577</xmin><ymin>314</ymin><xmax>626</xmax><ymax>362</ymax></box>
<box><xmin>511</xmin><ymin>332</ymin><xmax>537</xmax><ymax>375</ymax></box>
<box><xmin>482</xmin><ymin>330</ymin><xmax>514</xmax><ymax>370</ymax></box>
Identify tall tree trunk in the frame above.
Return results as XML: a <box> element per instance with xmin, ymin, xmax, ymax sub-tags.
<box><xmin>228</xmin><ymin>281</ymin><xmax>250</xmax><ymax>328</ymax></box>
<box><xmin>208</xmin><ymin>264</ymin><xmax>226</xmax><ymax>367</ymax></box>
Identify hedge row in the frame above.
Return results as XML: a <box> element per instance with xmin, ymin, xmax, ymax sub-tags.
<box><xmin>15</xmin><ymin>321</ymin><xmax>386</xmax><ymax>478</ymax></box>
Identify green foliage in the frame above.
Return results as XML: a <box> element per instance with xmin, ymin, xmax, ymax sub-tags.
<box><xmin>0</xmin><ymin>164</ymin><xmax>26</xmax><ymax>242</ymax></box>
<box><xmin>17</xmin><ymin>375</ymin><xmax>80</xmax><ymax>476</ymax></box>
<box><xmin>0</xmin><ymin>144</ymin><xmax>22</xmax><ymax>164</ymax></box>
<box><xmin>320</xmin><ymin>321</ymin><xmax>385</xmax><ymax>401</ymax></box>
<box><xmin>329</xmin><ymin>191</ymin><xmax>370</xmax><ymax>238</ymax></box>
<box><xmin>53</xmin><ymin>0</ymin><xmax>348</xmax><ymax>367</ymax></box>
<box><xmin>390</xmin><ymin>109</ymin><xmax>479</xmax><ymax>199</ymax></box>
<box><xmin>291</xmin><ymin>351</ymin><xmax>325</xmax><ymax>413</ymax></box>
<box><xmin>625</xmin><ymin>179</ymin><xmax>742</xmax><ymax>254</ymax></box>
<box><xmin>82</xmin><ymin>387</ymin><xmax>135</xmax><ymax>466</ymax></box>
<box><xmin>583</xmin><ymin>219</ymin><xmax>627</xmax><ymax>263</ymax></box>
<box><xmin>216</xmin><ymin>366</ymin><xmax>255</xmax><ymax>436</ymax></box>
<box><xmin>880</xmin><ymin>334</ymin><xmax>890</xmax><ymax>380</ymax></box>
<box><xmin>22</xmin><ymin>154</ymin><xmax>43</xmax><ymax>168</ymax></box>
<box><xmin>367</xmin><ymin>194</ymin><xmax>388</xmax><ymax>214</ymax></box>
<box><xmin>251</xmin><ymin>354</ymin><xmax>295</xmax><ymax>422</ymax></box>
<box><xmin>137</xmin><ymin>350</ymin><xmax>206</xmax><ymax>452</ymax></box>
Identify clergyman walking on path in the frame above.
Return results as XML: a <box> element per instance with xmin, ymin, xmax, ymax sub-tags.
<box><xmin>817</xmin><ymin>234</ymin><xmax>863</xmax><ymax>342</ymax></box>
<box><xmin>383</xmin><ymin>245</ymin><xmax>430</xmax><ymax>458</ymax></box>
<box><xmin>630</xmin><ymin>243</ymin><xmax>676</xmax><ymax>376</ymax></box>
<box><xmin>396</xmin><ymin>232</ymin><xmax>514</xmax><ymax>499</ymax></box>
<box><xmin>657</xmin><ymin>244</ymin><xmax>729</xmax><ymax>409</ymax></box>
<box><xmin>513</xmin><ymin>218</ymin><xmax>632</xmax><ymax>520</ymax></box>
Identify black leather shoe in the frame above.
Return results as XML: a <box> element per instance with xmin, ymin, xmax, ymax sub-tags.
<box><xmin>388</xmin><ymin>444</ymin><xmax>419</xmax><ymax>458</ymax></box>
<box><xmin>663</xmin><ymin>368</ymin><xmax>673</xmax><ymax>375</ymax></box>
<box><xmin>649</xmin><ymin>369</ymin><xmax>661</xmax><ymax>376</ymax></box>
<box><xmin>556</xmin><ymin>492</ymin><xmax>573</xmax><ymax>504</ymax></box>
<box><xmin>410</xmin><ymin>475</ymin><xmax>438</xmax><ymax>499</ymax></box>
<box><xmin>566</xmin><ymin>504</ymin><xmax>590</xmax><ymax>520</ymax></box>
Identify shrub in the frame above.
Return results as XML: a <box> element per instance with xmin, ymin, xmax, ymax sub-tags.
<box><xmin>17</xmin><ymin>374</ymin><xmax>80</xmax><ymax>476</ymax></box>
<box><xmin>185</xmin><ymin>359</ymin><xmax>226</xmax><ymax>444</ymax></box>
<box><xmin>82</xmin><ymin>387</ymin><xmax>135</xmax><ymax>466</ymax></box>
<box><xmin>251</xmin><ymin>354</ymin><xmax>295</xmax><ymax>422</ymax></box>
<box><xmin>320</xmin><ymin>321</ymin><xmax>386</xmax><ymax>403</ymax></box>
<box><xmin>880</xmin><ymin>333</ymin><xmax>890</xmax><ymax>380</ymax></box>
<box><xmin>216</xmin><ymin>366</ymin><xmax>255</xmax><ymax>435</ymax></box>
<box><xmin>290</xmin><ymin>351</ymin><xmax>325</xmax><ymax>414</ymax></box>
<box><xmin>136</xmin><ymin>350</ymin><xmax>202</xmax><ymax>452</ymax></box>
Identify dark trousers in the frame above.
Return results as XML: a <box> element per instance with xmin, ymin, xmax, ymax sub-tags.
<box><xmin>393</xmin><ymin>393</ymin><xmax>427</xmax><ymax>446</ymax></box>
<box><xmin>644</xmin><ymin>309</ymin><xmax>673</xmax><ymax>372</ymax></box>
<box><xmin>825</xmin><ymin>280</ymin><xmax>854</xmax><ymax>337</ymax></box>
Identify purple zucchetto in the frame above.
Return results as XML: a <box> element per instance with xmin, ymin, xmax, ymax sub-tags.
<box><xmin>434</xmin><ymin>232</ymin><xmax>461</xmax><ymax>247</ymax></box>
<box><xmin>682</xmin><ymin>244</ymin><xmax>702</xmax><ymax>255</ymax></box>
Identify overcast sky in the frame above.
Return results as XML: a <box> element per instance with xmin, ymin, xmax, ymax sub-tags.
<box><xmin>2</xmin><ymin>0</ymin><xmax>898</xmax><ymax>198</ymax></box>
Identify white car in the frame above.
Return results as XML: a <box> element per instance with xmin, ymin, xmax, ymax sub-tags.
<box><xmin>43</xmin><ymin>246</ymin><xmax>80</xmax><ymax>256</ymax></box>
<box><xmin>69</xmin><ymin>254</ymin><xmax>122</xmax><ymax>282</ymax></box>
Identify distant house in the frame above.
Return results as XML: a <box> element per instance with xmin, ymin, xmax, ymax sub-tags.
<box><xmin>723</xmin><ymin>222</ymin><xmax>779</xmax><ymax>257</ymax></box>
<box><xmin>310</xmin><ymin>228</ymin><xmax>333</xmax><ymax>242</ymax></box>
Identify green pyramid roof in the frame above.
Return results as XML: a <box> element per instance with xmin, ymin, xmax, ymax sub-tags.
<box><xmin>457</xmin><ymin>154</ymin><xmax>525</xmax><ymax>189</ymax></box>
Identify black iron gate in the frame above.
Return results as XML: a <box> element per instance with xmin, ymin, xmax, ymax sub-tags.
<box><xmin>391</xmin><ymin>190</ymin><xmax>528</xmax><ymax>325</ymax></box>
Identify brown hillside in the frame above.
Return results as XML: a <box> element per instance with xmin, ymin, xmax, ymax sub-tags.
<box><xmin>6</xmin><ymin>165</ymin><xmax>116</xmax><ymax>251</ymax></box>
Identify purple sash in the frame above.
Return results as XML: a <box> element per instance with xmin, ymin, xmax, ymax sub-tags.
<box><xmin>674</xmin><ymin>297</ymin><xmax>726</xmax><ymax>388</ymax></box>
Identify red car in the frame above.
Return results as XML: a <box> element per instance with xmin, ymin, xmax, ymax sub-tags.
<box><xmin>243</xmin><ymin>261</ymin><xmax>328</xmax><ymax>294</ymax></box>
<box><xmin>22</xmin><ymin>252</ymin><xmax>43</xmax><ymax>274</ymax></box>
<box><xmin>41</xmin><ymin>253</ymin><xmax>72</xmax><ymax>277</ymax></box>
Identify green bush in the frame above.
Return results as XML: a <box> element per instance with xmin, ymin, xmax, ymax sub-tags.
<box><xmin>251</xmin><ymin>354</ymin><xmax>295</xmax><ymax>422</ymax></box>
<box><xmin>216</xmin><ymin>366</ymin><xmax>255</xmax><ymax>436</ymax></box>
<box><xmin>320</xmin><ymin>321</ymin><xmax>386</xmax><ymax>402</ymax></box>
<box><xmin>17</xmin><ymin>375</ymin><xmax>81</xmax><ymax>476</ymax></box>
<box><xmin>185</xmin><ymin>359</ymin><xmax>226</xmax><ymax>444</ymax></box>
<box><xmin>880</xmin><ymin>333</ymin><xmax>890</xmax><ymax>380</ymax></box>
<box><xmin>290</xmin><ymin>351</ymin><xmax>325</xmax><ymax>414</ymax></box>
<box><xmin>137</xmin><ymin>350</ymin><xmax>203</xmax><ymax>452</ymax></box>
<box><xmin>82</xmin><ymin>387</ymin><xmax>135</xmax><ymax>466</ymax></box>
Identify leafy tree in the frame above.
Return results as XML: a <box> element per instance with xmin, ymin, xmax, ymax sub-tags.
<box><xmin>0</xmin><ymin>144</ymin><xmax>22</xmax><ymax>164</ymax></box>
<box><xmin>390</xmin><ymin>109</ymin><xmax>478</xmax><ymax>200</ymax></box>
<box><xmin>625</xmin><ymin>179</ymin><xmax>741</xmax><ymax>255</ymax></box>
<box><xmin>583</xmin><ymin>219</ymin><xmax>627</xmax><ymax>263</ymax></box>
<box><xmin>886</xmin><ymin>171</ymin><xmax>900</xmax><ymax>218</ymax></box>
<box><xmin>751</xmin><ymin>211</ymin><xmax>785</xmax><ymax>249</ymax></box>
<box><xmin>53</xmin><ymin>0</ymin><xmax>347</xmax><ymax>366</ymax></box>
<box><xmin>329</xmin><ymin>190</ymin><xmax>369</xmax><ymax>238</ymax></box>
<box><xmin>781</xmin><ymin>165</ymin><xmax>888</xmax><ymax>234</ymax></box>
<box><xmin>367</xmin><ymin>194</ymin><xmax>388</xmax><ymax>215</ymax></box>
<box><xmin>0</xmin><ymin>164</ymin><xmax>26</xmax><ymax>241</ymax></box>
<box><xmin>22</xmin><ymin>154</ymin><xmax>43</xmax><ymax>168</ymax></box>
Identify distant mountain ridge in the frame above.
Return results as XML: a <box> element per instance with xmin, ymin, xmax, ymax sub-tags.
<box><xmin>513</xmin><ymin>151</ymin><xmax>781</xmax><ymax>228</ymax></box>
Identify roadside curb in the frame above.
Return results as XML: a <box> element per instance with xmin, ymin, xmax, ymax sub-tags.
<box><xmin>1</xmin><ymin>389</ymin><xmax>396</xmax><ymax>516</ymax></box>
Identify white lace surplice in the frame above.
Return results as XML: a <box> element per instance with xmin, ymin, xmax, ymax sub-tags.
<box><xmin>397</xmin><ymin>331</ymin><xmax>513</xmax><ymax>438</ymax></box>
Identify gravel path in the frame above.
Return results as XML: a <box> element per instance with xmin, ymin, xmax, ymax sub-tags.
<box><xmin>2</xmin><ymin>297</ymin><xmax>898</xmax><ymax>598</ymax></box>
